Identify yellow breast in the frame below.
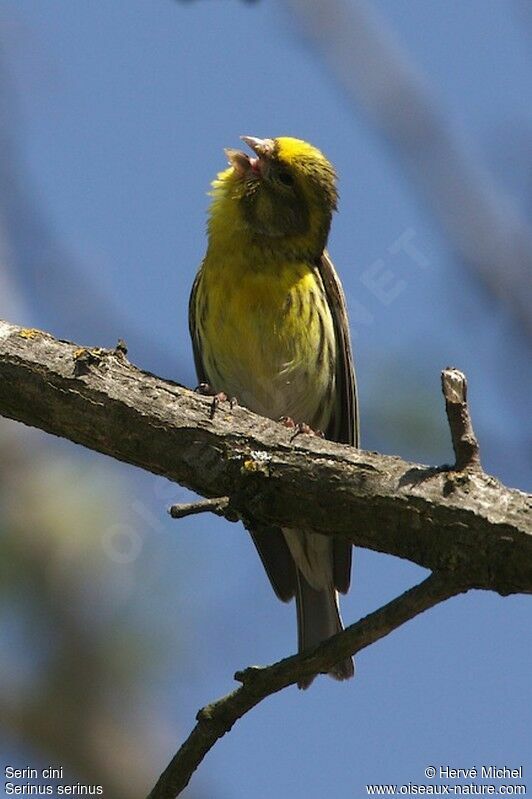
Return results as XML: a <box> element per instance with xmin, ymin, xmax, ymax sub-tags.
<box><xmin>194</xmin><ymin>253</ymin><xmax>337</xmax><ymax>428</ymax></box>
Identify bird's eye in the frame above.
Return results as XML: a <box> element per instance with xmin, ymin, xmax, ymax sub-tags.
<box><xmin>278</xmin><ymin>170</ymin><xmax>294</xmax><ymax>187</ymax></box>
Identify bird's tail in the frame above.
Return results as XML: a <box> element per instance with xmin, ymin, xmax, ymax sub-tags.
<box><xmin>295</xmin><ymin>570</ymin><xmax>355</xmax><ymax>689</ymax></box>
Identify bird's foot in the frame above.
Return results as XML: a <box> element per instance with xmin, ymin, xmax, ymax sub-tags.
<box><xmin>195</xmin><ymin>383</ymin><xmax>238</xmax><ymax>419</ymax></box>
<box><xmin>279</xmin><ymin>416</ymin><xmax>324</xmax><ymax>442</ymax></box>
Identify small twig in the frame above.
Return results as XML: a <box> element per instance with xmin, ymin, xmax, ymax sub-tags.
<box><xmin>146</xmin><ymin>571</ymin><xmax>468</xmax><ymax>799</ymax></box>
<box><xmin>168</xmin><ymin>496</ymin><xmax>237</xmax><ymax>522</ymax></box>
<box><xmin>441</xmin><ymin>368</ymin><xmax>481</xmax><ymax>471</ymax></box>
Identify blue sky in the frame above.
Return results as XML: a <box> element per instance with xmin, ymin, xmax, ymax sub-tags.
<box><xmin>1</xmin><ymin>1</ymin><xmax>530</xmax><ymax>797</ymax></box>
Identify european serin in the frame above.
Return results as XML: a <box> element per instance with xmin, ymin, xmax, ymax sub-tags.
<box><xmin>189</xmin><ymin>136</ymin><xmax>359</xmax><ymax>687</ymax></box>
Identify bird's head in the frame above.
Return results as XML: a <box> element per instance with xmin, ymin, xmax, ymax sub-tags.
<box><xmin>208</xmin><ymin>136</ymin><xmax>338</xmax><ymax>258</ymax></box>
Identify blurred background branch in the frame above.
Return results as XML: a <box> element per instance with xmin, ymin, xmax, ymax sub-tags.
<box><xmin>286</xmin><ymin>0</ymin><xmax>532</xmax><ymax>342</ymax></box>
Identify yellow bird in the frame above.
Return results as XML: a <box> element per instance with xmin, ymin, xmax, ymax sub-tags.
<box><xmin>189</xmin><ymin>136</ymin><xmax>359</xmax><ymax>687</ymax></box>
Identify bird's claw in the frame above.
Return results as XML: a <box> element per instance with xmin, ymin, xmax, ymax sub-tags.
<box><xmin>279</xmin><ymin>415</ymin><xmax>296</xmax><ymax>429</ymax></box>
<box><xmin>279</xmin><ymin>417</ymin><xmax>324</xmax><ymax>442</ymax></box>
<box><xmin>195</xmin><ymin>384</ymin><xmax>237</xmax><ymax>419</ymax></box>
<box><xmin>195</xmin><ymin>382</ymin><xmax>216</xmax><ymax>396</ymax></box>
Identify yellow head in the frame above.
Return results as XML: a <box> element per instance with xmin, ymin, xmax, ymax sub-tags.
<box><xmin>208</xmin><ymin>136</ymin><xmax>338</xmax><ymax>259</ymax></box>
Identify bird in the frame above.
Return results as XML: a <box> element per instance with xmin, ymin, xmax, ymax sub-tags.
<box><xmin>189</xmin><ymin>136</ymin><xmax>359</xmax><ymax>687</ymax></box>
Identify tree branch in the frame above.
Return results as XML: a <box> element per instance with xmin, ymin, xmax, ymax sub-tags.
<box><xmin>0</xmin><ymin>320</ymin><xmax>530</xmax><ymax>596</ymax></box>
<box><xmin>168</xmin><ymin>496</ymin><xmax>236</xmax><ymax>520</ymax></box>
<box><xmin>441</xmin><ymin>367</ymin><xmax>481</xmax><ymax>471</ymax></box>
<box><xmin>147</xmin><ymin>571</ymin><xmax>467</xmax><ymax>799</ymax></box>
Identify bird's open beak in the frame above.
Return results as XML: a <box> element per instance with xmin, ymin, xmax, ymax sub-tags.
<box><xmin>224</xmin><ymin>148</ymin><xmax>251</xmax><ymax>176</ymax></box>
<box><xmin>240</xmin><ymin>136</ymin><xmax>274</xmax><ymax>158</ymax></box>
<box><xmin>224</xmin><ymin>136</ymin><xmax>274</xmax><ymax>178</ymax></box>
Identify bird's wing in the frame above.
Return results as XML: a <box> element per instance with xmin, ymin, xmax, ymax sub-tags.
<box><xmin>317</xmin><ymin>250</ymin><xmax>359</xmax><ymax>594</ymax></box>
<box><xmin>249</xmin><ymin>527</ymin><xmax>297</xmax><ymax>602</ymax></box>
<box><xmin>317</xmin><ymin>251</ymin><xmax>359</xmax><ymax>448</ymax></box>
<box><xmin>188</xmin><ymin>268</ymin><xmax>209</xmax><ymax>384</ymax></box>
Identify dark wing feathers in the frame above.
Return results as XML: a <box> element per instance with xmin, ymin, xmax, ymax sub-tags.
<box><xmin>318</xmin><ymin>251</ymin><xmax>359</xmax><ymax>448</ymax></box>
<box><xmin>188</xmin><ymin>269</ymin><xmax>208</xmax><ymax>384</ymax></box>
<box><xmin>317</xmin><ymin>251</ymin><xmax>359</xmax><ymax>594</ymax></box>
<box><xmin>250</xmin><ymin>527</ymin><xmax>297</xmax><ymax>601</ymax></box>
